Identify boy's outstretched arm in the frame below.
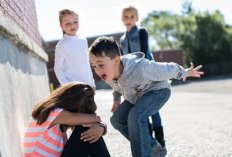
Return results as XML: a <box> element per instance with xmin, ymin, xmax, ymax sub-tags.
<box><xmin>141</xmin><ymin>60</ymin><xmax>203</xmax><ymax>81</ymax></box>
<box><xmin>183</xmin><ymin>62</ymin><xmax>204</xmax><ymax>81</ymax></box>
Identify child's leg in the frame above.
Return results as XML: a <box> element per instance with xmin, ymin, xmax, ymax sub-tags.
<box><xmin>128</xmin><ymin>89</ymin><xmax>171</xmax><ymax>157</ymax></box>
<box><xmin>110</xmin><ymin>100</ymin><xmax>134</xmax><ymax>140</ymax></box>
<box><xmin>148</xmin><ymin>112</ymin><xmax>162</xmax><ymax>137</ymax></box>
<box><xmin>147</xmin><ymin>118</ymin><xmax>153</xmax><ymax>136</ymax></box>
<box><xmin>88</xmin><ymin>135</ymin><xmax>111</xmax><ymax>157</ymax></box>
<box><xmin>151</xmin><ymin>112</ymin><xmax>162</xmax><ymax>127</ymax></box>
<box><xmin>61</xmin><ymin>126</ymin><xmax>110</xmax><ymax>157</ymax></box>
<box><xmin>152</xmin><ymin>112</ymin><xmax>166</xmax><ymax>148</ymax></box>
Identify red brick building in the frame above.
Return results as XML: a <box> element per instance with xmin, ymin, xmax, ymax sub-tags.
<box><xmin>44</xmin><ymin>33</ymin><xmax>183</xmax><ymax>89</ymax></box>
<box><xmin>0</xmin><ymin>0</ymin><xmax>42</xmax><ymax>47</ymax></box>
<box><xmin>153</xmin><ymin>49</ymin><xmax>183</xmax><ymax>65</ymax></box>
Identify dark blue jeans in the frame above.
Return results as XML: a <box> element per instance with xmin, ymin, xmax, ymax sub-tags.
<box><xmin>61</xmin><ymin>126</ymin><xmax>110</xmax><ymax>157</ymax></box>
<box><xmin>110</xmin><ymin>89</ymin><xmax>171</xmax><ymax>157</ymax></box>
<box><xmin>151</xmin><ymin>112</ymin><xmax>162</xmax><ymax>127</ymax></box>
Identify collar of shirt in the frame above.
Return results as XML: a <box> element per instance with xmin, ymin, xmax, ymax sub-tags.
<box><xmin>64</xmin><ymin>33</ymin><xmax>78</xmax><ymax>39</ymax></box>
<box><xmin>126</xmin><ymin>25</ymin><xmax>138</xmax><ymax>38</ymax></box>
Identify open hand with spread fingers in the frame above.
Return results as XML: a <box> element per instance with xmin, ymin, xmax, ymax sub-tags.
<box><xmin>183</xmin><ymin>62</ymin><xmax>204</xmax><ymax>81</ymax></box>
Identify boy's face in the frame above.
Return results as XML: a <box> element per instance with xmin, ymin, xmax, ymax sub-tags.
<box><xmin>121</xmin><ymin>9</ymin><xmax>139</xmax><ymax>31</ymax></box>
<box><xmin>89</xmin><ymin>52</ymin><xmax>120</xmax><ymax>83</ymax></box>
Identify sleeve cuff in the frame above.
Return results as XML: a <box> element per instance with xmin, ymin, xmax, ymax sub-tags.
<box><xmin>113</xmin><ymin>92</ymin><xmax>122</xmax><ymax>102</ymax></box>
<box><xmin>182</xmin><ymin>69</ymin><xmax>189</xmax><ymax>78</ymax></box>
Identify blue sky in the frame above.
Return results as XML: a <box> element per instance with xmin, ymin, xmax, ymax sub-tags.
<box><xmin>35</xmin><ymin>0</ymin><xmax>232</xmax><ymax>42</ymax></box>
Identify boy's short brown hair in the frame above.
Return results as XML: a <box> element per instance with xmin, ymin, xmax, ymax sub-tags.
<box><xmin>89</xmin><ymin>36</ymin><xmax>121</xmax><ymax>59</ymax></box>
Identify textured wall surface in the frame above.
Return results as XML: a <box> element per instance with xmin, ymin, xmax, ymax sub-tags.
<box><xmin>0</xmin><ymin>0</ymin><xmax>42</xmax><ymax>47</ymax></box>
<box><xmin>0</xmin><ymin>1</ymin><xmax>49</xmax><ymax>156</ymax></box>
<box><xmin>0</xmin><ymin>35</ymin><xmax>50</xmax><ymax>157</ymax></box>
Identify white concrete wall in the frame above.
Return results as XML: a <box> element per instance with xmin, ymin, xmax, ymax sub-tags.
<box><xmin>0</xmin><ymin>35</ymin><xmax>50</xmax><ymax>157</ymax></box>
<box><xmin>0</xmin><ymin>11</ymin><xmax>50</xmax><ymax>157</ymax></box>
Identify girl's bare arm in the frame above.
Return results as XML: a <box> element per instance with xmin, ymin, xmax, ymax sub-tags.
<box><xmin>50</xmin><ymin>110</ymin><xmax>101</xmax><ymax>127</ymax></box>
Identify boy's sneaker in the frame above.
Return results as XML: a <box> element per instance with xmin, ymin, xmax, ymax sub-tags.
<box><xmin>151</xmin><ymin>141</ymin><xmax>162</xmax><ymax>157</ymax></box>
<box><xmin>158</xmin><ymin>140</ymin><xmax>165</xmax><ymax>150</ymax></box>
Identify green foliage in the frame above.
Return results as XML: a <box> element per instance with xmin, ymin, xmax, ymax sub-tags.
<box><xmin>142</xmin><ymin>2</ymin><xmax>232</xmax><ymax>76</ymax></box>
<box><xmin>181</xmin><ymin>11</ymin><xmax>232</xmax><ymax>76</ymax></box>
<box><xmin>142</xmin><ymin>11</ymin><xmax>183</xmax><ymax>49</ymax></box>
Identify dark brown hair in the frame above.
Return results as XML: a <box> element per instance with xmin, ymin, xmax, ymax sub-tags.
<box><xmin>59</xmin><ymin>9</ymin><xmax>79</xmax><ymax>35</ymax></box>
<box><xmin>32</xmin><ymin>82</ymin><xmax>96</xmax><ymax>125</ymax></box>
<box><xmin>89</xmin><ymin>36</ymin><xmax>121</xmax><ymax>59</ymax></box>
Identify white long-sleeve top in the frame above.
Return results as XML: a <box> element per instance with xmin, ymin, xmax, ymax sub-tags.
<box><xmin>54</xmin><ymin>34</ymin><xmax>95</xmax><ymax>87</ymax></box>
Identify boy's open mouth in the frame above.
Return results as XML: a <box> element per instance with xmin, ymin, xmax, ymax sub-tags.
<box><xmin>100</xmin><ymin>74</ymin><xmax>107</xmax><ymax>81</ymax></box>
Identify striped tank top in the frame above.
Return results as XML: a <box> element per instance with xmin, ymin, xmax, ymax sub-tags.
<box><xmin>24</xmin><ymin>108</ymin><xmax>67</xmax><ymax>157</ymax></box>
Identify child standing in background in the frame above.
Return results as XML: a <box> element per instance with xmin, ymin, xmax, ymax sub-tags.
<box><xmin>54</xmin><ymin>9</ymin><xmax>95</xmax><ymax>90</ymax></box>
<box><xmin>120</xmin><ymin>6</ymin><xmax>154</xmax><ymax>60</ymax></box>
<box><xmin>118</xmin><ymin>5</ymin><xmax>165</xmax><ymax>149</ymax></box>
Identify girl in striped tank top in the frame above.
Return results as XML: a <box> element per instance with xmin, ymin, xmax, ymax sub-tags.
<box><xmin>24</xmin><ymin>82</ymin><xmax>110</xmax><ymax>157</ymax></box>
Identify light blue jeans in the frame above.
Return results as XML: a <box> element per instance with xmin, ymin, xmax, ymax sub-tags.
<box><xmin>110</xmin><ymin>89</ymin><xmax>171</xmax><ymax>157</ymax></box>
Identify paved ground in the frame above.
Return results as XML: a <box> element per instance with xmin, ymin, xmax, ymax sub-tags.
<box><xmin>95</xmin><ymin>77</ymin><xmax>232</xmax><ymax>157</ymax></box>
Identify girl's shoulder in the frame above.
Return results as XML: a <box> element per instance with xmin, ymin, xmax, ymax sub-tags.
<box><xmin>120</xmin><ymin>33</ymin><xmax>126</xmax><ymax>43</ymax></box>
<box><xmin>56</xmin><ymin>39</ymin><xmax>67</xmax><ymax>49</ymax></box>
<box><xmin>138</xmin><ymin>27</ymin><xmax>148</xmax><ymax>33</ymax></box>
<box><xmin>76</xmin><ymin>35</ymin><xmax>87</xmax><ymax>41</ymax></box>
<box><xmin>138</xmin><ymin>26</ymin><xmax>147</xmax><ymax>31</ymax></box>
<box><xmin>75</xmin><ymin>35</ymin><xmax>88</xmax><ymax>46</ymax></box>
<box><xmin>48</xmin><ymin>108</ymin><xmax>63</xmax><ymax>119</ymax></box>
<box><xmin>55</xmin><ymin>35</ymin><xmax>87</xmax><ymax>51</ymax></box>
